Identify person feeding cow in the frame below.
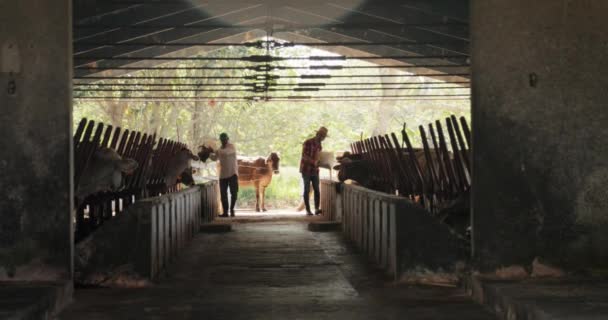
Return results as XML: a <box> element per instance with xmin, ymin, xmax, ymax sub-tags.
<box><xmin>208</xmin><ymin>132</ymin><xmax>239</xmax><ymax>218</ymax></box>
<box><xmin>299</xmin><ymin>126</ymin><xmax>329</xmax><ymax>216</ymax></box>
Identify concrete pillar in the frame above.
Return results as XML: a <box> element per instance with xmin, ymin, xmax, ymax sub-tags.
<box><xmin>0</xmin><ymin>0</ymin><xmax>73</xmax><ymax>280</ymax></box>
<box><xmin>472</xmin><ymin>0</ymin><xmax>608</xmax><ymax>270</ymax></box>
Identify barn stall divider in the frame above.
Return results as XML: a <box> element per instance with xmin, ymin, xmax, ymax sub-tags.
<box><xmin>200</xmin><ymin>179</ymin><xmax>220</xmax><ymax>224</ymax></box>
<box><xmin>133</xmin><ymin>181</ymin><xmax>219</xmax><ymax>279</ymax></box>
<box><xmin>320</xmin><ymin>179</ymin><xmax>341</xmax><ymax>222</ymax></box>
<box><xmin>339</xmin><ymin>183</ymin><xmax>464</xmax><ymax>280</ymax></box>
<box><xmin>73</xmin><ymin>118</ymin><xmax>196</xmax><ymax>241</ymax></box>
<box><xmin>348</xmin><ymin>115</ymin><xmax>471</xmax><ymax>215</ymax></box>
<box><xmin>73</xmin><ymin>118</ymin><xmax>156</xmax><ymax>241</ymax></box>
<box><xmin>73</xmin><ymin>118</ymin><xmax>220</xmax><ymax>283</ymax></box>
<box><xmin>320</xmin><ymin>115</ymin><xmax>471</xmax><ymax>279</ymax></box>
<box><xmin>75</xmin><ymin>181</ymin><xmax>219</xmax><ymax>283</ymax></box>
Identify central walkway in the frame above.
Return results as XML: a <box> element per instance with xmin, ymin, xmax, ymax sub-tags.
<box><xmin>60</xmin><ymin>211</ymin><xmax>495</xmax><ymax>319</ymax></box>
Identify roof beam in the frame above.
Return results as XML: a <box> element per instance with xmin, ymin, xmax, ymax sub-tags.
<box><xmin>74</xmin><ymin>4</ymin><xmax>267</xmax><ymax>69</ymax></box>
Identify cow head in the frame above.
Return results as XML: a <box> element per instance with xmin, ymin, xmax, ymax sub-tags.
<box><xmin>267</xmin><ymin>152</ymin><xmax>280</xmax><ymax>174</ymax></box>
<box><xmin>164</xmin><ymin>147</ymin><xmax>199</xmax><ymax>187</ymax></box>
<box><xmin>333</xmin><ymin>154</ymin><xmax>370</xmax><ymax>185</ymax></box>
<box><xmin>177</xmin><ymin>167</ymin><xmax>196</xmax><ymax>186</ymax></box>
<box><xmin>76</xmin><ymin>147</ymin><xmax>139</xmax><ymax>203</ymax></box>
<box><xmin>197</xmin><ymin>145</ymin><xmax>214</xmax><ymax>163</ymax></box>
<box><xmin>180</xmin><ymin>147</ymin><xmax>199</xmax><ymax>162</ymax></box>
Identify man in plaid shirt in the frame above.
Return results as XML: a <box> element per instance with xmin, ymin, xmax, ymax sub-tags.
<box><xmin>300</xmin><ymin>126</ymin><xmax>328</xmax><ymax>216</ymax></box>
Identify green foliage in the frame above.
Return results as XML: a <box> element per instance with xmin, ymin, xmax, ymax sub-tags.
<box><xmin>74</xmin><ymin>38</ymin><xmax>471</xmax><ymax>207</ymax></box>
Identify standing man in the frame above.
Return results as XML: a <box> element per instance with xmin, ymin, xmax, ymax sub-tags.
<box><xmin>210</xmin><ymin>133</ymin><xmax>239</xmax><ymax>217</ymax></box>
<box><xmin>300</xmin><ymin>126</ymin><xmax>328</xmax><ymax>216</ymax></box>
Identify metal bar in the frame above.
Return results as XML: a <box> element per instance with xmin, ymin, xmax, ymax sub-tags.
<box><xmin>73</xmin><ymin>22</ymin><xmax>469</xmax><ymax>30</ymax></box>
<box><xmin>72</xmin><ymin>118</ymin><xmax>89</xmax><ymax>190</ymax></box>
<box><xmin>419</xmin><ymin>125</ymin><xmax>439</xmax><ymax>197</ymax></box>
<box><xmin>122</xmin><ymin>131</ymin><xmax>141</xmax><ymax>187</ymax></box>
<box><xmin>75</xmin><ymin>97</ymin><xmax>471</xmax><ymax>102</ymax></box>
<box><xmin>401</xmin><ymin>124</ymin><xmax>425</xmax><ymax>195</ymax></box>
<box><xmin>381</xmin><ymin>135</ymin><xmax>402</xmax><ymax>193</ymax></box>
<box><xmin>101</xmin><ymin>125</ymin><xmax>113</xmax><ymax>147</ymax></box>
<box><xmin>363</xmin><ymin>139</ymin><xmax>381</xmax><ymax>190</ymax></box>
<box><xmin>459</xmin><ymin>116</ymin><xmax>471</xmax><ymax>148</ymax></box>
<box><xmin>357</xmin><ymin>140</ymin><xmax>366</xmax><ymax>155</ymax></box>
<box><xmin>135</xmin><ymin>134</ymin><xmax>155</xmax><ymax>192</ymax></box>
<box><xmin>148</xmin><ymin>138</ymin><xmax>167</xmax><ymax>187</ymax></box>
<box><xmin>127</xmin><ymin>133</ymin><xmax>148</xmax><ymax>190</ymax></box>
<box><xmin>122</xmin><ymin>131</ymin><xmax>139</xmax><ymax>160</ymax></box>
<box><xmin>450</xmin><ymin>115</ymin><xmax>470</xmax><ymax>173</ymax></box>
<box><xmin>376</xmin><ymin>135</ymin><xmax>399</xmax><ymax>194</ymax></box>
<box><xmin>73</xmin><ymin>118</ymin><xmax>87</xmax><ymax>150</ymax></box>
<box><xmin>390</xmin><ymin>132</ymin><xmax>415</xmax><ymax>195</ymax></box>
<box><xmin>147</xmin><ymin>138</ymin><xmax>164</xmax><ymax>191</ymax></box>
<box><xmin>73</xmin><ymin>81</ymin><xmax>470</xmax><ymax>87</ymax></box>
<box><xmin>445</xmin><ymin>118</ymin><xmax>469</xmax><ymax>190</ymax></box>
<box><xmin>116</xmin><ymin>129</ymin><xmax>130</xmax><ymax>155</ymax></box>
<box><xmin>74</xmin><ymin>41</ymin><xmax>469</xmax><ymax>47</ymax></box>
<box><xmin>74</xmin><ymin>94</ymin><xmax>471</xmax><ymax>99</ymax></box>
<box><xmin>428</xmin><ymin>123</ymin><xmax>449</xmax><ymax>198</ymax></box>
<box><xmin>74</xmin><ymin>119</ymin><xmax>95</xmax><ymax>189</ymax></box>
<box><xmin>74</xmin><ymin>64</ymin><xmax>470</xmax><ymax>70</ymax></box>
<box><xmin>372</xmin><ymin>136</ymin><xmax>392</xmax><ymax>193</ymax></box>
<box><xmin>76</xmin><ymin>122</ymin><xmax>104</xmax><ymax>199</ymax></box>
<box><xmin>158</xmin><ymin>141</ymin><xmax>178</xmax><ymax>191</ymax></box>
<box><xmin>73</xmin><ymin>55</ymin><xmax>469</xmax><ymax>61</ymax></box>
<box><xmin>72</xmin><ymin>87</ymin><xmax>471</xmax><ymax>93</ymax></box>
<box><xmin>109</xmin><ymin>127</ymin><xmax>122</xmax><ymax>149</ymax></box>
<box><xmin>75</xmin><ymin>40</ymin><xmax>470</xmax><ymax>46</ymax></box>
<box><xmin>435</xmin><ymin>120</ymin><xmax>459</xmax><ymax>195</ymax></box>
<box><xmin>73</xmin><ymin>73</ymin><xmax>470</xmax><ymax>80</ymax></box>
<box><xmin>379</xmin><ymin>135</ymin><xmax>401</xmax><ymax>193</ymax></box>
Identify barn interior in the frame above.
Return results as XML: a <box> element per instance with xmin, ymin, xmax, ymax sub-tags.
<box><xmin>1</xmin><ymin>0</ymin><xmax>608</xmax><ymax>319</ymax></box>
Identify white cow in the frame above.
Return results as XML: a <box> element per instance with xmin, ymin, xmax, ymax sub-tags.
<box><xmin>76</xmin><ymin>147</ymin><xmax>138</xmax><ymax>203</ymax></box>
<box><xmin>163</xmin><ymin>148</ymin><xmax>200</xmax><ymax>188</ymax></box>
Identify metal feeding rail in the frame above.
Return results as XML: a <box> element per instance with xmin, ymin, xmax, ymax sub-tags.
<box><xmin>348</xmin><ymin>115</ymin><xmax>471</xmax><ymax>215</ymax></box>
<box><xmin>73</xmin><ymin>118</ymin><xmax>189</xmax><ymax>242</ymax></box>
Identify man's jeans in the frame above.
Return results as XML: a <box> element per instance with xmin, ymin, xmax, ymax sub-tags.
<box><xmin>220</xmin><ymin>174</ymin><xmax>238</xmax><ymax>215</ymax></box>
<box><xmin>302</xmin><ymin>174</ymin><xmax>320</xmax><ymax>213</ymax></box>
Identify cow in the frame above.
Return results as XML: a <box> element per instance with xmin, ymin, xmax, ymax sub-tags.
<box><xmin>164</xmin><ymin>147</ymin><xmax>199</xmax><ymax>190</ymax></box>
<box><xmin>197</xmin><ymin>145</ymin><xmax>281</xmax><ymax>212</ymax></box>
<box><xmin>197</xmin><ymin>145</ymin><xmax>214</xmax><ymax>163</ymax></box>
<box><xmin>333</xmin><ymin>152</ymin><xmax>370</xmax><ymax>185</ymax></box>
<box><xmin>237</xmin><ymin>153</ymin><xmax>280</xmax><ymax>212</ymax></box>
<box><xmin>437</xmin><ymin>189</ymin><xmax>471</xmax><ymax>239</ymax></box>
<box><xmin>333</xmin><ymin>149</ymin><xmax>449</xmax><ymax>191</ymax></box>
<box><xmin>75</xmin><ymin>147</ymin><xmax>138</xmax><ymax>204</ymax></box>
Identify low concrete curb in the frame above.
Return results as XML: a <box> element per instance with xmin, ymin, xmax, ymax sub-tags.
<box><xmin>200</xmin><ymin>223</ymin><xmax>232</xmax><ymax>233</ymax></box>
<box><xmin>466</xmin><ymin>275</ymin><xmax>608</xmax><ymax>320</ymax></box>
<box><xmin>0</xmin><ymin>281</ymin><xmax>72</xmax><ymax>320</ymax></box>
<box><xmin>308</xmin><ymin>221</ymin><xmax>341</xmax><ymax>232</ymax></box>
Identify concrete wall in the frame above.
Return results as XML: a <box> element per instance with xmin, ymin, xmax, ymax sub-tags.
<box><xmin>341</xmin><ymin>184</ymin><xmax>465</xmax><ymax>280</ymax></box>
<box><xmin>0</xmin><ymin>1</ymin><xmax>73</xmax><ymax>280</ymax></box>
<box><xmin>472</xmin><ymin>0</ymin><xmax>608</xmax><ymax>270</ymax></box>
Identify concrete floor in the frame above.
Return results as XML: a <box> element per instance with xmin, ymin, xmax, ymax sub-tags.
<box><xmin>59</xmin><ymin>211</ymin><xmax>495</xmax><ymax>319</ymax></box>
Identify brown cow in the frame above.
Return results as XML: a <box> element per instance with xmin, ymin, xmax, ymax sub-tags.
<box><xmin>237</xmin><ymin>153</ymin><xmax>280</xmax><ymax>212</ymax></box>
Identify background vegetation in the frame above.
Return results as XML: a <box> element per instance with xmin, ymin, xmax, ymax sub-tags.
<box><xmin>74</xmin><ymin>39</ymin><xmax>470</xmax><ymax>208</ymax></box>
